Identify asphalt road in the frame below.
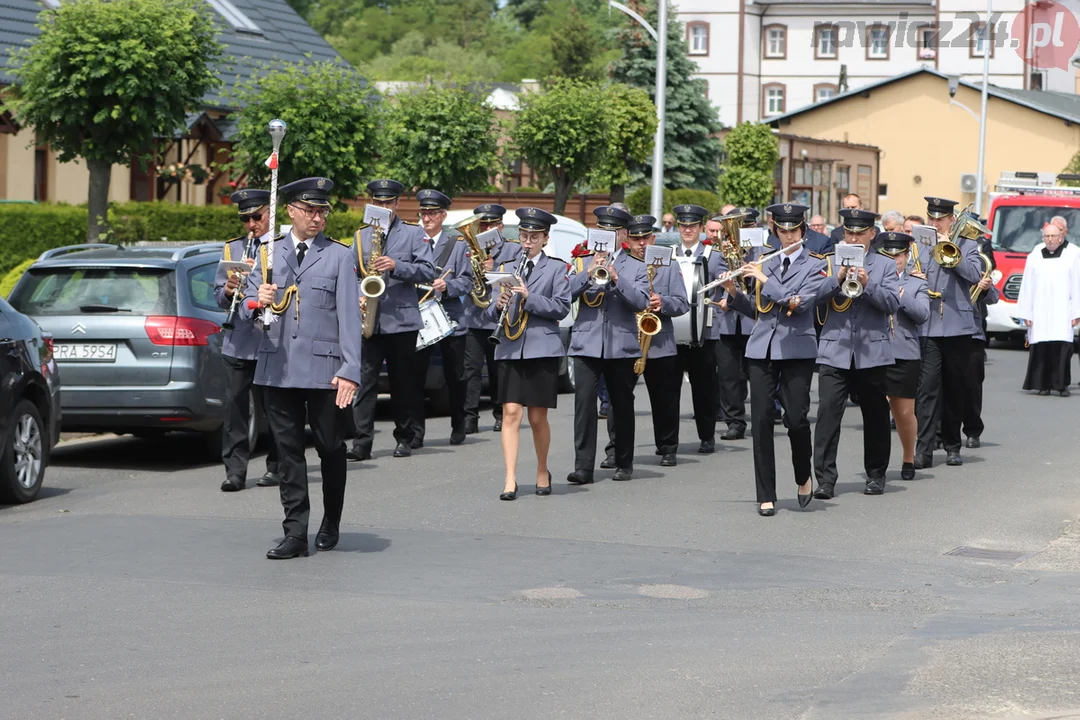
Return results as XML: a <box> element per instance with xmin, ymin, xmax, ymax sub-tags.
<box><xmin>3</xmin><ymin>346</ymin><xmax>1080</xmax><ymax>719</ymax></box>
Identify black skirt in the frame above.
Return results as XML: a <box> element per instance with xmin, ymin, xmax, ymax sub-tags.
<box><xmin>1023</xmin><ymin>341</ymin><xmax>1073</xmax><ymax>392</ymax></box>
<box><xmin>497</xmin><ymin>357</ymin><xmax>560</xmax><ymax>408</ymax></box>
<box><xmin>886</xmin><ymin>358</ymin><xmax>920</xmax><ymax>399</ymax></box>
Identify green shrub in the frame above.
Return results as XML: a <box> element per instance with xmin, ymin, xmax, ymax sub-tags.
<box><xmin>626</xmin><ymin>187</ymin><xmax>722</xmax><ymax>216</ymax></box>
<box><xmin>515</xmin><ymin>186</ymin><xmax>542</xmax><ymax>193</ymax></box>
<box><xmin>0</xmin><ymin>258</ymin><xmax>37</xmax><ymax>298</ymax></box>
<box><xmin>0</xmin><ymin>204</ymin><xmax>88</xmax><ymax>277</ymax></box>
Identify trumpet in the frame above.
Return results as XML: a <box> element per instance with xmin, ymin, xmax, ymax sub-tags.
<box><xmin>633</xmin><ymin>262</ymin><xmax>662</xmax><ymax>375</ymax></box>
<box><xmin>698</xmin><ymin>238</ymin><xmax>805</xmax><ymax>295</ymax></box>
<box><xmin>222</xmin><ymin>231</ymin><xmax>256</xmax><ymax>330</ymax></box>
<box><xmin>357</xmin><ymin>218</ymin><xmax>388</xmax><ymax>339</ymax></box>
<box><xmin>840</xmin><ymin>262</ymin><xmax>865</xmax><ymax>298</ymax></box>
<box><xmin>589</xmin><ymin>252</ymin><xmax>612</xmax><ymax>285</ymax></box>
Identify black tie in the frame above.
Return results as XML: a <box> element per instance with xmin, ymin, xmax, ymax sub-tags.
<box><xmin>685</xmin><ymin>248</ymin><xmax>692</xmax><ymax>257</ymax></box>
<box><xmin>296</xmin><ymin>242</ymin><xmax>307</xmax><ymax>266</ymax></box>
<box><xmin>781</xmin><ymin>257</ymin><xmax>790</xmax><ymax>277</ymax></box>
<box><xmin>523</xmin><ymin>259</ymin><xmax>534</xmax><ymax>280</ymax></box>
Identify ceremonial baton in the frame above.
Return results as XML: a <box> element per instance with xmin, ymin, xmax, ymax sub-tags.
<box><xmin>260</xmin><ymin>119</ymin><xmax>287</xmax><ymax>328</ymax></box>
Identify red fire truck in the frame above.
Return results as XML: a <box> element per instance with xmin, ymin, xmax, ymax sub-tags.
<box><xmin>985</xmin><ymin>171</ymin><xmax>1080</xmax><ymax>344</ymax></box>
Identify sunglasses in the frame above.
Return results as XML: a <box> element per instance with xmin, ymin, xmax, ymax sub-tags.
<box><xmin>242</xmin><ymin>213</ymin><xmax>263</xmax><ymax>223</ymax></box>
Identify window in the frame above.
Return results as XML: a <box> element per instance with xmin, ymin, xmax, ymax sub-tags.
<box><xmin>970</xmin><ymin>21</ymin><xmax>994</xmax><ymax>58</ymax></box>
<box><xmin>764</xmin><ymin>25</ymin><xmax>787</xmax><ymax>59</ymax></box>
<box><xmin>762</xmin><ymin>84</ymin><xmax>786</xmax><ymax>116</ymax></box>
<box><xmin>867</xmin><ymin>24</ymin><xmax>890</xmax><ymax>60</ymax></box>
<box><xmin>813</xmin><ymin>83</ymin><xmax>838</xmax><ymax>103</ymax></box>
<box><xmin>9</xmin><ymin>268</ymin><xmax>174</xmax><ymax>317</ymax></box>
<box><xmin>188</xmin><ymin>263</ymin><xmax>222</xmax><ymax>312</ymax></box>
<box><xmin>687</xmin><ymin>22</ymin><xmax>709</xmax><ymax>56</ymax></box>
<box><xmin>857</xmin><ymin>165</ymin><xmax>873</xmax><ymax>200</ymax></box>
<box><xmin>815</xmin><ymin>24</ymin><xmax>837</xmax><ymax>59</ymax></box>
<box><xmin>837</xmin><ymin>165</ymin><xmax>851</xmax><ymax>191</ymax></box>
<box><xmin>917</xmin><ymin>25</ymin><xmax>937</xmax><ymax>60</ymax></box>
<box><xmin>205</xmin><ymin>0</ymin><xmax>263</xmax><ymax>35</ymax></box>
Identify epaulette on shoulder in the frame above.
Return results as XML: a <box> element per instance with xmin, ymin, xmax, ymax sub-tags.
<box><xmin>626</xmin><ymin>252</ymin><xmax>644</xmax><ymax>261</ymax></box>
<box><xmin>810</xmin><ymin>251</ymin><xmax>830</xmax><ymax>259</ymax></box>
<box><xmin>329</xmin><ymin>237</ymin><xmax>349</xmax><ymax>247</ymax></box>
<box><xmin>273</xmin><ymin>233</ymin><xmax>286</xmax><ymax>242</ymax></box>
<box><xmin>402</xmin><ymin>219</ymin><xmax>419</xmax><ymax>226</ymax></box>
<box><xmin>226</xmin><ymin>235</ymin><xmax>246</xmax><ymax>244</ymax></box>
<box><xmin>547</xmin><ymin>255</ymin><xmax>566</xmax><ymax>265</ymax></box>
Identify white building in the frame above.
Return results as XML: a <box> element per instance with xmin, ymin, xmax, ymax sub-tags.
<box><xmin>678</xmin><ymin>0</ymin><xmax>1080</xmax><ymax>127</ymax></box>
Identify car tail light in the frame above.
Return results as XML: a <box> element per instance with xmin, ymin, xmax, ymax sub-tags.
<box><xmin>41</xmin><ymin>333</ymin><xmax>55</xmax><ymax>360</ymax></box>
<box><xmin>145</xmin><ymin>316</ymin><xmax>221</xmax><ymax>346</ymax></box>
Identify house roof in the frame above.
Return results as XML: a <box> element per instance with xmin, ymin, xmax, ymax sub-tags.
<box><xmin>0</xmin><ymin>0</ymin><xmax>346</xmax><ymax>110</ymax></box>
<box><xmin>767</xmin><ymin>67</ymin><xmax>1080</xmax><ymax>126</ymax></box>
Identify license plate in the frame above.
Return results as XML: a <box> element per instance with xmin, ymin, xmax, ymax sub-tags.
<box><xmin>55</xmin><ymin>343</ymin><xmax>118</xmax><ymax>362</ymax></box>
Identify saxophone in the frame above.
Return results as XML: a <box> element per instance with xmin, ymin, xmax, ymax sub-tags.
<box><xmin>633</xmin><ymin>262</ymin><xmax>662</xmax><ymax>375</ymax></box>
<box><xmin>356</xmin><ymin>221</ymin><xmax>387</xmax><ymax>339</ymax></box>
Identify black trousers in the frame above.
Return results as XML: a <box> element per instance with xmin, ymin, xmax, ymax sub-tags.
<box><xmin>715</xmin><ymin>333</ymin><xmax>749</xmax><ymax>432</ymax></box>
<box><xmin>747</xmin><ymin>357</ymin><xmax>814</xmax><ymax>503</ymax></box>
<box><xmin>603</xmin><ymin>355</ymin><xmax>680</xmax><ymax>457</ymax></box>
<box><xmin>916</xmin><ymin>335</ymin><xmax>972</xmax><ymax>457</ymax></box>
<box><xmin>677</xmin><ymin>341</ymin><xmax>718</xmax><ymax>441</ymax></box>
<box><xmin>262</xmin><ymin>386</ymin><xmax>347</xmax><ymax>540</ymax></box>
<box><xmin>352</xmin><ymin>331</ymin><xmax>420</xmax><ymax>452</ymax></box>
<box><xmin>573</xmin><ymin>356</ymin><xmax>637</xmax><ymax>471</ymax></box>
<box><xmin>412</xmin><ymin>333</ymin><xmax>467</xmax><ymax>441</ymax></box>
<box><xmin>463</xmin><ymin>328</ymin><xmax>503</xmax><ymax>424</ymax></box>
<box><xmin>814</xmin><ymin>363</ymin><xmax>891</xmax><ymax>486</ymax></box>
<box><xmin>221</xmin><ymin>355</ymin><xmax>278</xmax><ymax>481</ymax></box>
<box><xmin>963</xmin><ymin>340</ymin><xmax>986</xmax><ymax>438</ymax></box>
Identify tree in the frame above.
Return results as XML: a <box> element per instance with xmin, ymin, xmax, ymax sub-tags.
<box><xmin>717</xmin><ymin>122</ymin><xmax>779</xmax><ymax>208</ymax></box>
<box><xmin>1061</xmin><ymin>150</ymin><xmax>1080</xmax><ymax>187</ymax></box>
<box><xmin>510</xmin><ymin>80</ymin><xmax>608</xmax><ymax>214</ymax></box>
<box><xmin>608</xmin><ymin>0</ymin><xmax>722</xmax><ymax>190</ymax></box>
<box><xmin>550</xmin><ymin>8</ymin><xmax>601</xmax><ymax>81</ymax></box>
<box><xmin>590</xmin><ymin>84</ymin><xmax>657</xmax><ymax>203</ymax></box>
<box><xmin>6</xmin><ymin>0</ymin><xmax>221</xmax><ymax>241</ymax></box>
<box><xmin>380</xmin><ymin>86</ymin><xmax>500</xmax><ymax>197</ymax></box>
<box><xmin>226</xmin><ymin>61</ymin><xmax>381</xmax><ymax>206</ymax></box>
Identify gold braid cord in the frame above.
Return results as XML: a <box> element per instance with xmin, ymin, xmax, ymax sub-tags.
<box><xmin>816</xmin><ymin>256</ymin><xmax>832</xmax><ymax>326</ymax></box>
<box><xmin>503</xmin><ymin>292</ymin><xmax>528</xmax><ymax>340</ymax></box>
<box><xmin>755</xmin><ymin>279</ymin><xmax>775</xmax><ymax>315</ymax></box>
<box><xmin>258</xmin><ymin>244</ymin><xmax>300</xmax><ymax>322</ymax></box>
<box><xmin>223</xmin><ymin>242</ymin><xmax>232</xmax><ymax>262</ymax></box>
<box><xmin>577</xmin><ymin>257</ymin><xmax>605</xmax><ymax>307</ymax></box>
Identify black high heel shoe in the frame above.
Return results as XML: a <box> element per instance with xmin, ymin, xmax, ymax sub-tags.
<box><xmin>536</xmin><ymin>471</ymin><xmax>552</xmax><ymax>496</ymax></box>
<box><xmin>798</xmin><ymin>482</ymin><xmax>813</xmax><ymax>509</ymax></box>
<box><xmin>500</xmin><ymin>483</ymin><xmax>517</xmax><ymax>501</ymax></box>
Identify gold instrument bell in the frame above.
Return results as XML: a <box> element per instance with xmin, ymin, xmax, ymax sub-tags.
<box><xmin>932</xmin><ymin>204</ymin><xmax>990</xmax><ymax>269</ymax></box>
<box><xmin>633</xmin><ymin>263</ymin><xmax>662</xmax><ymax>375</ymax></box>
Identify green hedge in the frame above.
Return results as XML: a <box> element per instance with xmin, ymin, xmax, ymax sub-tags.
<box><xmin>0</xmin><ymin>258</ymin><xmax>37</xmax><ymax>299</ymax></box>
<box><xmin>0</xmin><ymin>202</ymin><xmax>368</xmax><ymax>276</ymax></box>
<box><xmin>626</xmin><ymin>187</ymin><xmax>724</xmax><ymax>216</ymax></box>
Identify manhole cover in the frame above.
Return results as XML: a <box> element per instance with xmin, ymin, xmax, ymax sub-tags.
<box><xmin>945</xmin><ymin>546</ymin><xmax>1029</xmax><ymax>561</ymax></box>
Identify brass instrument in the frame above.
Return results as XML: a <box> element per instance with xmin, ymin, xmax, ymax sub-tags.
<box><xmin>932</xmin><ymin>203</ymin><xmax>990</xmax><ymax>269</ymax></box>
<box><xmin>840</xmin><ymin>262</ymin><xmax>865</xmax><ymax>299</ymax></box>
<box><xmin>698</xmin><ymin>238</ymin><xmax>805</xmax><ymax>295</ymax></box>
<box><xmin>969</xmin><ymin>252</ymin><xmax>994</xmax><ymax>303</ymax></box>
<box><xmin>633</xmin><ymin>263</ymin><xmax>662</xmax><ymax>375</ymax></box>
<box><xmin>456</xmin><ymin>214</ymin><xmax>493</xmax><ymax>308</ymax></box>
<box><xmin>490</xmin><ymin>255</ymin><xmax>528</xmax><ymax>345</ymax></box>
<box><xmin>222</xmin><ymin>232</ymin><xmax>256</xmax><ymax>330</ymax></box>
<box><xmin>589</xmin><ymin>252</ymin><xmax>612</xmax><ymax>285</ymax></box>
<box><xmin>716</xmin><ymin>211</ymin><xmax>749</xmax><ymax>291</ymax></box>
<box><xmin>356</xmin><ymin>219</ymin><xmax>388</xmax><ymax>339</ymax></box>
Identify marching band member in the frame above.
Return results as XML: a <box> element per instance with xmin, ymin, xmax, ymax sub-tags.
<box><xmin>878</xmin><ymin>232</ymin><xmax>930</xmax><ymax>480</ymax></box>
<box><xmin>913</xmin><ymin>196</ymin><xmax>985</xmax><ymax>469</ymax></box>
<box><xmin>245</xmin><ymin>177</ymin><xmax>362</xmax><ymax>559</ymax></box>
<box><xmin>672</xmin><ymin>204</ymin><xmax>723</xmax><ymax>453</ymax></box>
<box><xmin>712</xmin><ymin>211</ymin><xmax>752</xmax><ymax>441</ymax></box>
<box><xmin>411</xmin><ymin>189</ymin><xmax>472</xmax><ymax>447</ymax></box>
<box><xmin>810</xmin><ymin>209</ymin><xmax>900</xmax><ymax>499</ymax></box>
<box><xmin>214</xmin><ymin>188</ymin><xmax>282</xmax><ymax>492</ymax></box>
<box><xmin>462</xmin><ymin>204</ymin><xmax>522</xmax><ymax>434</ymax></box>
<box><xmin>484</xmin><ymin>208</ymin><xmax>571</xmax><ymax>500</ymax></box>
<box><xmin>567</xmin><ymin>206</ymin><xmax>649</xmax><ymax>484</ymax></box>
<box><xmin>719</xmin><ymin>203</ymin><xmax>828</xmax><ymax>516</ymax></box>
<box><xmin>962</xmin><ymin>219</ymin><xmax>998</xmax><ymax>448</ymax></box>
<box><xmin>349</xmin><ymin>179</ymin><xmax>437</xmax><ymax>460</ymax></box>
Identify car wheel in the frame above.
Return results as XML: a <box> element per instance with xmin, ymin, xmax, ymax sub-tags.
<box><xmin>0</xmin><ymin>399</ymin><xmax>46</xmax><ymax>504</ymax></box>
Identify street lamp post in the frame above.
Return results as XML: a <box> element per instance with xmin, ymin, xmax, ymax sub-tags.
<box><xmin>975</xmin><ymin>0</ymin><xmax>991</xmax><ymax>216</ymax></box>
<box><xmin>609</xmin><ymin>1</ymin><xmax>666</xmax><ymax>222</ymax></box>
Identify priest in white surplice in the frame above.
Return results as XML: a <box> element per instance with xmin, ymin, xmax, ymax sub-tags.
<box><xmin>1015</xmin><ymin>216</ymin><xmax>1080</xmax><ymax>396</ymax></box>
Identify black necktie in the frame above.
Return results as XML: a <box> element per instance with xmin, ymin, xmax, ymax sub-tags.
<box><xmin>523</xmin><ymin>259</ymin><xmax>534</xmax><ymax>280</ymax></box>
<box><xmin>685</xmin><ymin>248</ymin><xmax>692</xmax><ymax>257</ymax></box>
<box><xmin>781</xmin><ymin>257</ymin><xmax>790</xmax><ymax>277</ymax></box>
<box><xmin>296</xmin><ymin>242</ymin><xmax>307</xmax><ymax>266</ymax></box>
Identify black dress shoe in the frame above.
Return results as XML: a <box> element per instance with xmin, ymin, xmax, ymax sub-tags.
<box><xmin>813</xmin><ymin>483</ymin><xmax>835</xmax><ymax>500</ymax></box>
<box><xmin>316</xmin><ymin>520</ymin><xmax>339</xmax><ymax>551</ymax></box>
<box><xmin>1060</xmin><ymin>389</ymin><xmax>1071</xmax><ymax>397</ymax></box>
<box><xmin>901</xmin><ymin>462</ymin><xmax>915</xmax><ymax>480</ymax></box>
<box><xmin>1038</xmin><ymin>389</ymin><xmax>1050</xmax><ymax>396</ymax></box>
<box><xmin>864</xmin><ymin>479</ymin><xmax>885</xmax><ymax>495</ymax></box>
<box><xmin>914</xmin><ymin>454</ymin><xmax>932</xmax><ymax>470</ymax></box>
<box><xmin>500</xmin><ymin>484</ymin><xmax>517</xmax><ymax>501</ymax></box>
<box><xmin>220</xmin><ymin>476</ymin><xmax>245</xmax><ymax>492</ymax></box>
<box><xmin>256</xmin><ymin>471</ymin><xmax>280</xmax><ymax>487</ymax></box>
<box><xmin>798</xmin><ymin>484</ymin><xmax>813</xmax><ymax>508</ymax></box>
<box><xmin>946</xmin><ymin>451</ymin><xmax>963</xmax><ymax>466</ymax></box>
<box><xmin>393</xmin><ymin>442</ymin><xmax>412</xmax><ymax>458</ymax></box>
<box><xmin>612</xmin><ymin>467</ymin><xmax>633</xmax><ymax>481</ymax></box>
<box><xmin>964</xmin><ymin>436</ymin><xmax>981</xmax><ymax>449</ymax></box>
<box><xmin>267</xmin><ymin>536</ymin><xmax>308</xmax><ymax>559</ymax></box>
<box><xmin>566</xmin><ymin>469</ymin><xmax>594</xmax><ymax>485</ymax></box>
<box><xmin>536</xmin><ymin>471</ymin><xmax>552</xmax><ymax>496</ymax></box>
<box><xmin>346</xmin><ymin>447</ymin><xmax>371</xmax><ymax>462</ymax></box>
<box><xmin>409</xmin><ymin>437</ymin><xmax>424</xmax><ymax>450</ymax></box>
<box><xmin>600</xmin><ymin>456</ymin><xmax>616</xmax><ymax>469</ymax></box>
<box><xmin>758</xmin><ymin>505</ymin><xmax>776</xmax><ymax>517</ymax></box>
<box><xmin>660</xmin><ymin>453</ymin><xmax>677</xmax><ymax>467</ymax></box>
<box><xmin>698</xmin><ymin>439</ymin><xmax>715</xmax><ymax>454</ymax></box>
<box><xmin>492</xmin><ymin>419</ymin><xmax>502</xmax><ymax>432</ymax></box>
<box><xmin>450</xmin><ymin>430</ymin><xmax>466</xmax><ymax>446</ymax></box>
<box><xmin>464</xmin><ymin>418</ymin><xmax>479</xmax><ymax>435</ymax></box>
<box><xmin>720</xmin><ymin>427</ymin><xmax>745</xmax><ymax>440</ymax></box>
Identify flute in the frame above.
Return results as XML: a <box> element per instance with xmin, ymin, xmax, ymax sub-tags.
<box><xmin>697</xmin><ymin>238</ymin><xmax>805</xmax><ymax>295</ymax></box>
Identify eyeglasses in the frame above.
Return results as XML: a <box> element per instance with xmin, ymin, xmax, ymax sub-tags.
<box><xmin>242</xmin><ymin>214</ymin><xmax>263</xmax><ymax>223</ymax></box>
<box><xmin>418</xmin><ymin>209</ymin><xmax>445</xmax><ymax>218</ymax></box>
<box><xmin>1043</xmin><ymin>233</ymin><xmax>1063</xmax><ymax>239</ymax></box>
<box><xmin>291</xmin><ymin>204</ymin><xmax>329</xmax><ymax>219</ymax></box>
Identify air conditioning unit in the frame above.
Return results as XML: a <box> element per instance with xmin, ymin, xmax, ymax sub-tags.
<box><xmin>960</xmin><ymin>173</ymin><xmax>978</xmax><ymax>193</ymax></box>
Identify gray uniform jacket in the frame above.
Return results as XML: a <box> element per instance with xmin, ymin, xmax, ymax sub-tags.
<box><xmin>890</xmin><ymin>272</ymin><xmax>931</xmax><ymax>361</ymax></box>
<box><xmin>358</xmin><ymin>216</ymin><xmax>436</xmax><ymax>335</ymax></box>
<box><xmin>813</xmin><ymin>251</ymin><xmax>901</xmax><ymax>370</ymax></box>
<box><xmin>568</xmin><ymin>250</ymin><xmax>650</xmax><ymax>359</ymax></box>
<box><xmin>214</xmin><ymin>232</ymin><xmax>271</xmax><ymax>361</ymax></box>
<box><xmin>729</xmin><ymin>250</ymin><xmax>828</xmax><ymax>361</ymax></box>
<box><xmin>241</xmin><ymin>232</ymin><xmax>363</xmax><ymax>390</ymax></box>
<box><xmin>482</xmin><ymin>253</ymin><xmax>571</xmax><ymax>360</ymax></box>
<box><xmin>462</xmin><ymin>239</ymin><xmax>523</xmax><ymax>331</ymax></box>
<box><xmin>420</xmin><ymin>231</ymin><xmax>472</xmax><ymax>338</ymax></box>
<box><xmin>915</xmin><ymin>236</ymin><xmax>984</xmax><ymax>338</ymax></box>
<box><xmin>643</xmin><ymin>259</ymin><xmax>690</xmax><ymax>359</ymax></box>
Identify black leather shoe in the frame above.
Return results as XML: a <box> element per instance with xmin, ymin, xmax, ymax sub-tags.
<box><xmin>946</xmin><ymin>451</ymin><xmax>963</xmax><ymax>466</ymax></box>
<box><xmin>256</xmin><ymin>471</ymin><xmax>280</xmax><ymax>487</ymax></box>
<box><xmin>813</xmin><ymin>483</ymin><xmax>835</xmax><ymax>500</ymax></box>
<box><xmin>612</xmin><ymin>467</ymin><xmax>633</xmax><ymax>481</ymax></box>
<box><xmin>798</xmin><ymin>483</ymin><xmax>813</xmax><ymax>508</ymax></box>
<box><xmin>720</xmin><ymin>427</ymin><xmax>745</xmax><ymax>440</ymax></box>
<box><xmin>864</xmin><ymin>479</ymin><xmax>885</xmax><ymax>495</ymax></box>
<box><xmin>901</xmin><ymin>462</ymin><xmax>915</xmax><ymax>480</ymax></box>
<box><xmin>758</xmin><ymin>505</ymin><xmax>776</xmax><ymax>517</ymax></box>
<box><xmin>393</xmin><ymin>442</ymin><xmax>412</xmax><ymax>458</ymax></box>
<box><xmin>267</xmin><ymin>536</ymin><xmax>308</xmax><ymax>559</ymax></box>
<box><xmin>660</xmin><ymin>453</ymin><xmax>677</xmax><ymax>467</ymax></box>
<box><xmin>914</xmin><ymin>454</ymin><xmax>932</xmax><ymax>470</ymax></box>
<box><xmin>536</xmin><ymin>471</ymin><xmax>552</xmax><ymax>496</ymax></box>
<box><xmin>698</xmin><ymin>439</ymin><xmax>715</xmax><ymax>454</ymax></box>
<box><xmin>220</xmin><ymin>476</ymin><xmax>245</xmax><ymax>492</ymax></box>
<box><xmin>410</xmin><ymin>437</ymin><xmax>424</xmax><ymax>450</ymax></box>
<box><xmin>450</xmin><ymin>430</ymin><xmax>466</xmax><ymax>446</ymax></box>
<box><xmin>464</xmin><ymin>418</ymin><xmax>479</xmax><ymax>435</ymax></box>
<box><xmin>316</xmin><ymin>520</ymin><xmax>339</xmax><ymax>551</ymax></box>
<box><xmin>500</xmin><ymin>484</ymin><xmax>517</xmax><ymax>501</ymax></box>
<box><xmin>346</xmin><ymin>447</ymin><xmax>371</xmax><ymax>462</ymax></box>
<box><xmin>964</xmin><ymin>436</ymin><xmax>981</xmax><ymax>449</ymax></box>
<box><xmin>492</xmin><ymin>419</ymin><xmax>502</xmax><ymax>432</ymax></box>
<box><xmin>566</xmin><ymin>469</ymin><xmax>594</xmax><ymax>485</ymax></box>
<box><xmin>600</xmin><ymin>455</ymin><xmax>616</xmax><ymax>469</ymax></box>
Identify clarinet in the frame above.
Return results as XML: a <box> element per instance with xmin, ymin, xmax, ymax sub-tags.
<box><xmin>222</xmin><ymin>232</ymin><xmax>256</xmax><ymax>330</ymax></box>
<box><xmin>489</xmin><ymin>255</ymin><xmax>525</xmax><ymax>346</ymax></box>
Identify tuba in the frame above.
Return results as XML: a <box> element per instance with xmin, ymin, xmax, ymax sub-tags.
<box><xmin>633</xmin><ymin>263</ymin><xmax>662</xmax><ymax>375</ymax></box>
<box><xmin>456</xmin><ymin>214</ymin><xmax>492</xmax><ymax>308</ymax></box>
<box><xmin>356</xmin><ymin>219</ymin><xmax>388</xmax><ymax>339</ymax></box>
<box><xmin>932</xmin><ymin>203</ymin><xmax>990</xmax><ymax>269</ymax></box>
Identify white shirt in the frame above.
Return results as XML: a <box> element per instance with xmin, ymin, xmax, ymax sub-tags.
<box><xmin>295</xmin><ymin>240</ymin><xmax>308</xmax><ymax>263</ymax></box>
<box><xmin>679</xmin><ymin>242</ymin><xmax>700</xmax><ymax>258</ymax></box>
<box><xmin>779</xmin><ymin>244</ymin><xmax>804</xmax><ymax>268</ymax></box>
<box><xmin>426</xmin><ymin>230</ymin><xmax>444</xmax><ymax>247</ymax></box>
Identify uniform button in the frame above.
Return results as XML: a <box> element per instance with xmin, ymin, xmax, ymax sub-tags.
<box><xmin>292</xmin><ymin>334</ymin><xmax>298</xmax><ymax>339</ymax></box>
